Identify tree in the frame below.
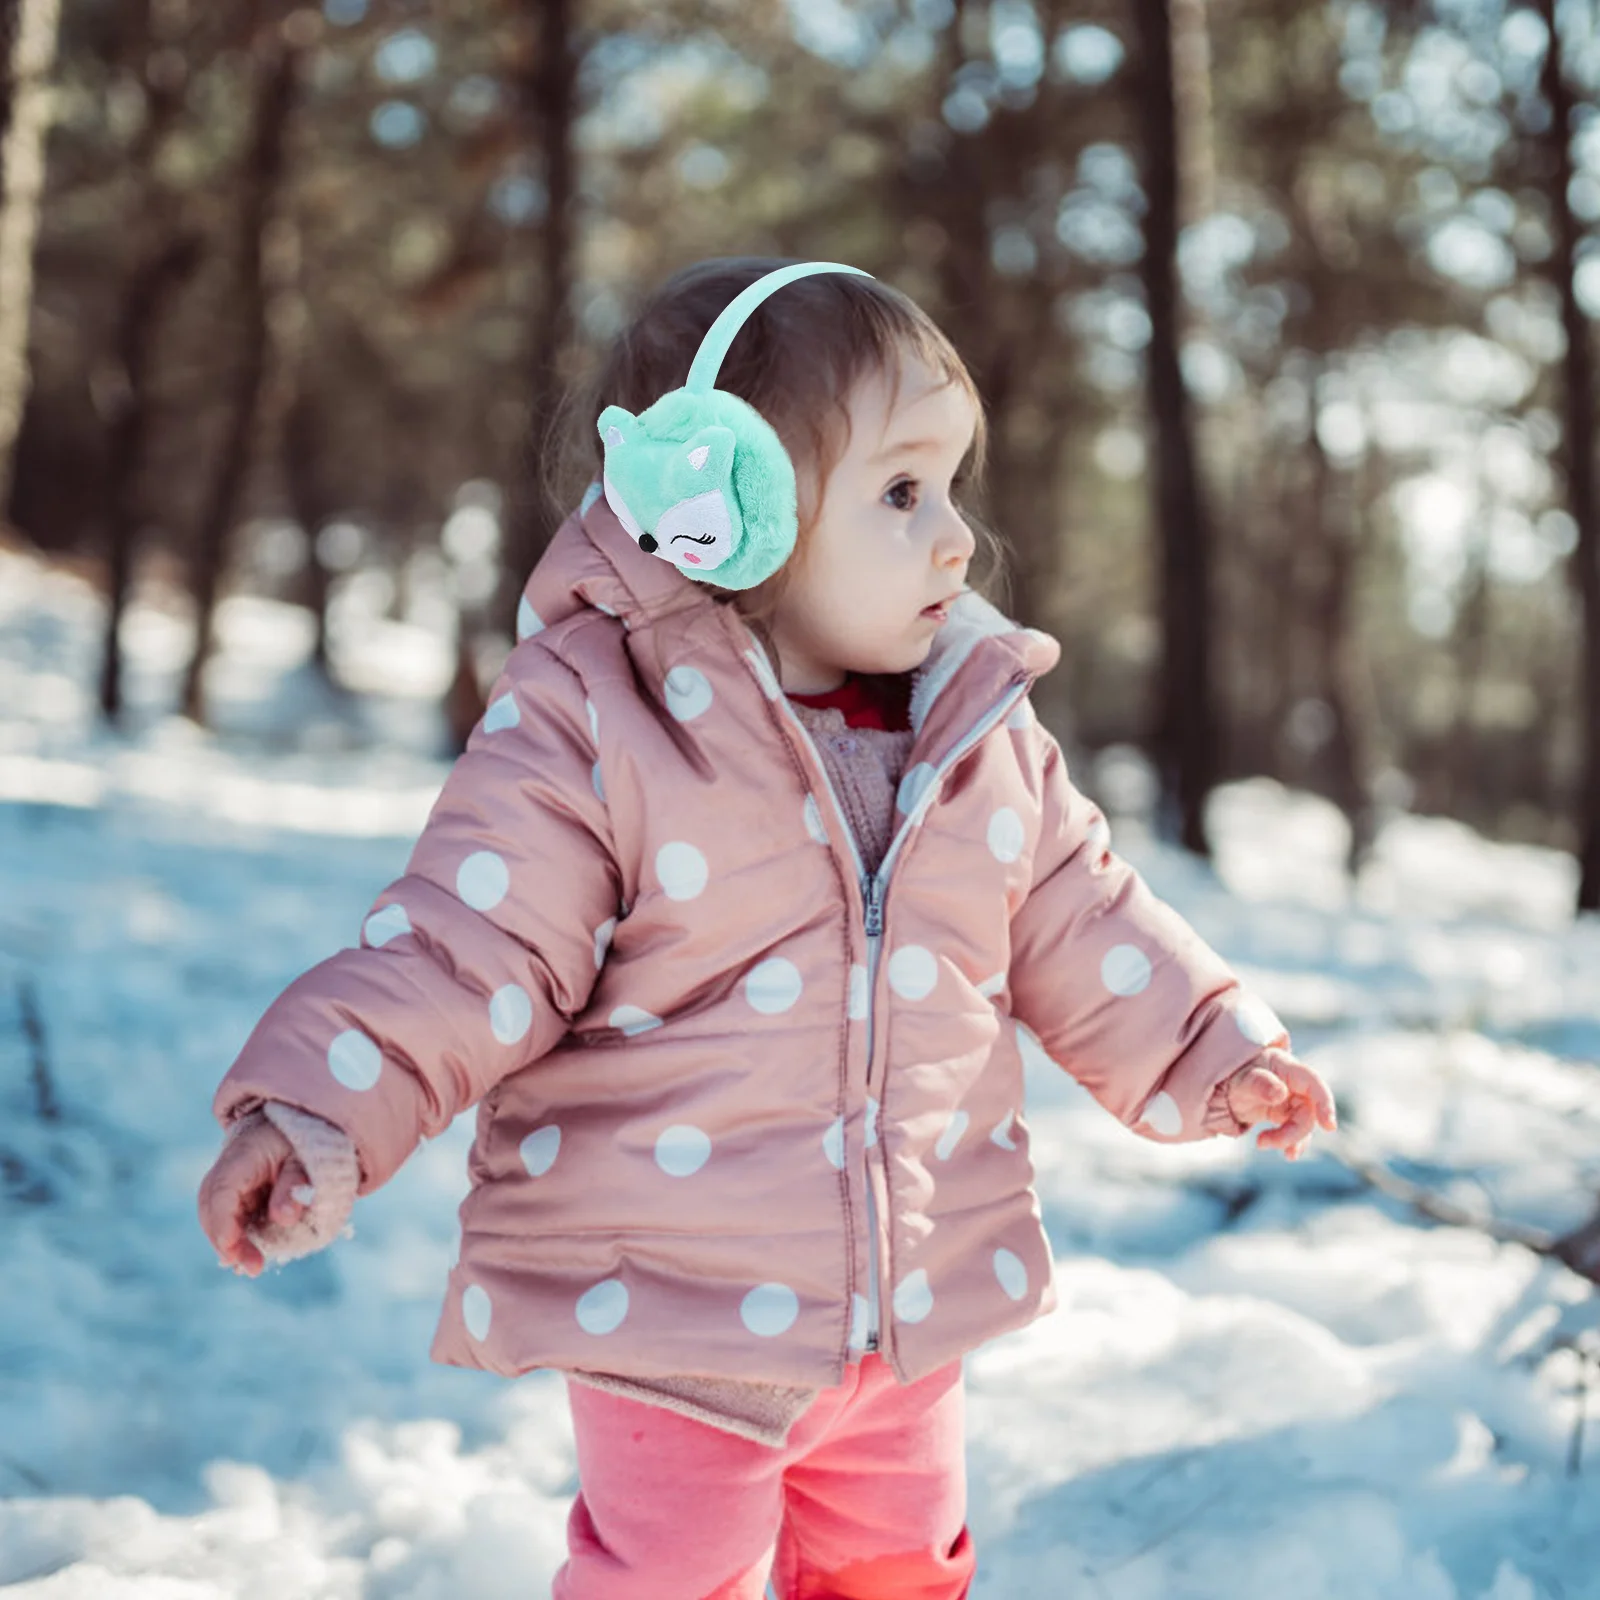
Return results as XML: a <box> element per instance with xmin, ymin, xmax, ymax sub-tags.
<box><xmin>0</xmin><ymin>0</ymin><xmax>60</xmax><ymax>514</ymax></box>
<box><xmin>1532</xmin><ymin>0</ymin><xmax>1600</xmax><ymax>911</ymax></box>
<box><xmin>1131</xmin><ymin>0</ymin><xmax>1218</xmax><ymax>855</ymax></box>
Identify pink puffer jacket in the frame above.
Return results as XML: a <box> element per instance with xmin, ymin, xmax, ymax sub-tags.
<box><xmin>213</xmin><ymin>483</ymin><xmax>1285</xmax><ymax>1392</ymax></box>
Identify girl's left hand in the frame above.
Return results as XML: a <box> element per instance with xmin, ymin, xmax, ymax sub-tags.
<box><xmin>1223</xmin><ymin>1047</ymin><xmax>1337</xmax><ymax>1161</ymax></box>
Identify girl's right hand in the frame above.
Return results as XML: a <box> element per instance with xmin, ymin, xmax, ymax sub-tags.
<box><xmin>197</xmin><ymin>1117</ymin><xmax>312</xmax><ymax>1277</ymax></box>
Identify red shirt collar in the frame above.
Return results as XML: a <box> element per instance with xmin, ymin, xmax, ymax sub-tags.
<box><xmin>787</xmin><ymin>672</ymin><xmax>911</xmax><ymax>732</ymax></box>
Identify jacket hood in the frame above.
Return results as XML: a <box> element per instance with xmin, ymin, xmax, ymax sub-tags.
<box><xmin>518</xmin><ymin>481</ymin><xmax>1061</xmax><ymax>734</ymax></box>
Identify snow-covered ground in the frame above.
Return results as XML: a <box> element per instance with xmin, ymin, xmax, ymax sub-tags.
<box><xmin>2</xmin><ymin>544</ymin><xmax>1599</xmax><ymax>1599</ymax></box>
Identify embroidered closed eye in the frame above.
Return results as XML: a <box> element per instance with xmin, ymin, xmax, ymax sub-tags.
<box><xmin>671</xmin><ymin>530</ymin><xmax>718</xmax><ymax>545</ymax></box>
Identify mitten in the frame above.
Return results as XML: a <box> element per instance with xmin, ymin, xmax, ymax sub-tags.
<box><xmin>224</xmin><ymin>1100</ymin><xmax>361</xmax><ymax>1264</ymax></box>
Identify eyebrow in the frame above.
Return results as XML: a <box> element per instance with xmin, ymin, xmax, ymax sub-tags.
<box><xmin>868</xmin><ymin>434</ymin><xmax>975</xmax><ymax>465</ymax></box>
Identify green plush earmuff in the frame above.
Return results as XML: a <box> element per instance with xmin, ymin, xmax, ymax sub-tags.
<box><xmin>596</xmin><ymin>261</ymin><xmax>874</xmax><ymax>590</ymax></box>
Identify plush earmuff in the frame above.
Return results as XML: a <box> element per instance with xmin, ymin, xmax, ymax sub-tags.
<box><xmin>596</xmin><ymin>261</ymin><xmax>873</xmax><ymax>591</ymax></box>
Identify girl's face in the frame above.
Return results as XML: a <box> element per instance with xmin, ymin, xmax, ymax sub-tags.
<box><xmin>758</xmin><ymin>356</ymin><xmax>979</xmax><ymax>693</ymax></box>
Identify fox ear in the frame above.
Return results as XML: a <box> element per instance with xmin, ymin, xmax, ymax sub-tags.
<box><xmin>597</xmin><ymin>405</ymin><xmax>636</xmax><ymax>449</ymax></box>
<box><xmin>682</xmin><ymin>425</ymin><xmax>735</xmax><ymax>477</ymax></box>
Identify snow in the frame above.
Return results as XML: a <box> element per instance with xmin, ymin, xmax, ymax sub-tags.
<box><xmin>2</xmin><ymin>545</ymin><xmax>1600</xmax><ymax>1597</ymax></box>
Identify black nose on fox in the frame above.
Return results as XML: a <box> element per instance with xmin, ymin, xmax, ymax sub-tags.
<box><xmin>638</xmin><ymin>533</ymin><xmax>658</xmax><ymax>554</ymax></box>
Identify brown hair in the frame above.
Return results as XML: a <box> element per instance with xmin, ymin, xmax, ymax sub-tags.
<box><xmin>539</xmin><ymin>256</ymin><xmax>1009</xmax><ymax>658</ymax></box>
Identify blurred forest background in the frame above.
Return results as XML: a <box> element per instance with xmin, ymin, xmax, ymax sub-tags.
<box><xmin>1</xmin><ymin>0</ymin><xmax>1598</xmax><ymax>907</ymax></box>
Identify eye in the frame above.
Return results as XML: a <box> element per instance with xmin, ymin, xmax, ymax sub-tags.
<box><xmin>884</xmin><ymin>478</ymin><xmax>918</xmax><ymax>512</ymax></box>
<box><xmin>885</xmin><ymin>472</ymin><xmax>970</xmax><ymax>513</ymax></box>
<box><xmin>670</xmin><ymin>530</ymin><xmax>717</xmax><ymax>545</ymax></box>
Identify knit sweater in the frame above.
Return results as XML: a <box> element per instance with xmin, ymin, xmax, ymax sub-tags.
<box><xmin>231</xmin><ymin>674</ymin><xmax>1249</xmax><ymax>1447</ymax></box>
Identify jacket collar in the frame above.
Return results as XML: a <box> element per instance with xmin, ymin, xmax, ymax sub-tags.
<box><xmin>520</xmin><ymin>483</ymin><xmax>1060</xmax><ymax>734</ymax></box>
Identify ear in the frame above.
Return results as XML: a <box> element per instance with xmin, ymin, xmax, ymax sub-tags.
<box><xmin>597</xmin><ymin>405</ymin><xmax>636</xmax><ymax>449</ymax></box>
<box><xmin>673</xmin><ymin>424</ymin><xmax>737</xmax><ymax>487</ymax></box>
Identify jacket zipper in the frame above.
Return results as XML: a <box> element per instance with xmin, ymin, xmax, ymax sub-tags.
<box><xmin>861</xmin><ymin>875</ymin><xmax>885</xmax><ymax>1350</ymax></box>
<box><xmin>848</xmin><ymin>678</ymin><xmax>1029</xmax><ymax>1358</ymax></box>
<box><xmin>738</xmin><ymin>628</ymin><xmax>1032</xmax><ymax>1369</ymax></box>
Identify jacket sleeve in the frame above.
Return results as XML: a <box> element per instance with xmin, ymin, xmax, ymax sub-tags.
<box><xmin>1008</xmin><ymin>728</ymin><xmax>1287</xmax><ymax>1144</ymax></box>
<box><xmin>212</xmin><ymin>640</ymin><xmax>621</xmax><ymax>1192</ymax></box>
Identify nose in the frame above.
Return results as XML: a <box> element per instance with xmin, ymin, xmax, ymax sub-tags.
<box><xmin>934</xmin><ymin>507</ymin><xmax>976</xmax><ymax>572</ymax></box>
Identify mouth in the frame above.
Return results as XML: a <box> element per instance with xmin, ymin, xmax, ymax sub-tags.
<box><xmin>920</xmin><ymin>595</ymin><xmax>958</xmax><ymax>621</ymax></box>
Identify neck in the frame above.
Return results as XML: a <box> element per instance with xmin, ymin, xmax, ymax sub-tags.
<box><xmin>784</xmin><ymin>669</ymin><xmax>850</xmax><ymax>695</ymax></box>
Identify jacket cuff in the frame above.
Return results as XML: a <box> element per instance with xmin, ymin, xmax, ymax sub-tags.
<box><xmin>239</xmin><ymin>1101</ymin><xmax>361</xmax><ymax>1265</ymax></box>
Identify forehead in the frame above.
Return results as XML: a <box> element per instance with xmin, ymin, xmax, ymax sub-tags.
<box><xmin>845</xmin><ymin>357</ymin><xmax>977</xmax><ymax>458</ymax></box>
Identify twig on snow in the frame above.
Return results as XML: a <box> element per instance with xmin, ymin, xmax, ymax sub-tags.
<box><xmin>17</xmin><ymin>975</ymin><xmax>57</xmax><ymax>1122</ymax></box>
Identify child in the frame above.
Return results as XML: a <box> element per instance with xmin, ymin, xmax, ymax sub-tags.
<box><xmin>198</xmin><ymin>258</ymin><xmax>1336</xmax><ymax>1599</ymax></box>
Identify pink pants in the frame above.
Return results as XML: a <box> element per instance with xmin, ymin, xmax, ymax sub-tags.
<box><xmin>551</xmin><ymin>1352</ymin><xmax>975</xmax><ymax>1600</ymax></box>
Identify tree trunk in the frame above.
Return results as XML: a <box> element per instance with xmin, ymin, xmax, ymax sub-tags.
<box><xmin>1132</xmin><ymin>0</ymin><xmax>1218</xmax><ymax>856</ymax></box>
<box><xmin>0</xmin><ymin>0</ymin><xmax>60</xmax><ymax>516</ymax></box>
<box><xmin>1534</xmin><ymin>0</ymin><xmax>1600</xmax><ymax>911</ymax></box>
<box><xmin>282</xmin><ymin>381</ymin><xmax>337</xmax><ymax>674</ymax></box>
<box><xmin>0</xmin><ymin>0</ymin><xmax>18</xmax><ymax>190</ymax></box>
<box><xmin>99</xmin><ymin>233</ymin><xmax>203</xmax><ymax>722</ymax></box>
<box><xmin>98</xmin><ymin>0</ymin><xmax>199</xmax><ymax>724</ymax></box>
<box><xmin>498</xmin><ymin>0</ymin><xmax>579</xmax><ymax>640</ymax></box>
<box><xmin>1305</xmin><ymin>377</ymin><xmax>1376</xmax><ymax>872</ymax></box>
<box><xmin>180</xmin><ymin>14</ymin><xmax>300</xmax><ymax>724</ymax></box>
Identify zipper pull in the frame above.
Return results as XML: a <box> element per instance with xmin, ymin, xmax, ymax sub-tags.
<box><xmin>863</xmin><ymin>876</ymin><xmax>883</xmax><ymax>938</ymax></box>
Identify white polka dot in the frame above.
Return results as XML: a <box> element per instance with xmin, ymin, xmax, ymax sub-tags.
<box><xmin>576</xmin><ymin>1278</ymin><xmax>629</xmax><ymax>1334</ymax></box>
<box><xmin>609</xmin><ymin>1004</ymin><xmax>662</xmax><ymax>1036</ymax></box>
<box><xmin>586</xmin><ymin>699</ymin><xmax>600</xmax><ymax>742</ymax></box>
<box><xmin>934</xmin><ymin>1110</ymin><xmax>968</xmax><ymax>1160</ymax></box>
<box><xmin>516</xmin><ymin>596</ymin><xmax>544</xmax><ymax>639</ymax></box>
<box><xmin>489</xmin><ymin>984</ymin><xmax>533</xmax><ymax>1044</ymax></box>
<box><xmin>976</xmin><ymin>971</ymin><xmax>1005</xmax><ymax>999</ymax></box>
<box><xmin>888</xmin><ymin>945</ymin><xmax>938</xmax><ymax>1001</ymax></box>
<box><xmin>987</xmin><ymin>807</ymin><xmax>1025</xmax><ymax>863</ymax></box>
<box><xmin>744</xmin><ymin>646</ymin><xmax>781</xmax><ymax>699</ymax></box>
<box><xmin>593</xmin><ymin>917</ymin><xmax>617</xmax><ymax>969</ymax></box>
<box><xmin>591</xmin><ymin>761</ymin><xmax>605</xmax><ymax>802</ymax></box>
<box><xmin>656</xmin><ymin>841</ymin><xmax>708</xmax><ymax>901</ymax></box>
<box><xmin>1016</xmin><ymin>1022</ymin><xmax>1058</xmax><ymax>1074</ymax></box>
<box><xmin>745</xmin><ymin>957</ymin><xmax>803</xmax><ymax>1014</ymax></box>
<box><xmin>822</xmin><ymin>1115</ymin><xmax>845</xmax><ymax>1170</ymax></box>
<box><xmin>462</xmin><ymin>1283</ymin><xmax>492</xmax><ymax>1340</ymax></box>
<box><xmin>849</xmin><ymin>1293</ymin><xmax>869</xmax><ymax>1349</ymax></box>
<box><xmin>865</xmin><ymin>1097</ymin><xmax>879</xmax><ymax>1148</ymax></box>
<box><xmin>991</xmin><ymin>1110</ymin><xmax>1017</xmax><ymax>1151</ymax></box>
<box><xmin>655</xmin><ymin>1124</ymin><xmax>711</xmax><ymax>1176</ymax></box>
<box><xmin>741</xmin><ymin>1282</ymin><xmax>800</xmax><ymax>1336</ymax></box>
<box><xmin>803</xmin><ymin>795</ymin><xmax>828</xmax><ymax>844</ymax></box>
<box><xmin>665</xmin><ymin>665</ymin><xmax>714</xmax><ymax>722</ymax></box>
<box><xmin>1235</xmin><ymin>993</ymin><xmax>1285</xmax><ymax>1047</ymax></box>
<box><xmin>457</xmin><ymin>851</ymin><xmax>509</xmax><ymax>911</ymax></box>
<box><xmin>848</xmin><ymin>964</ymin><xmax>869</xmax><ymax>1020</ymax></box>
<box><xmin>363</xmin><ymin>903</ymin><xmax>411</xmax><ymax>947</ymax></box>
<box><xmin>1006</xmin><ymin>700</ymin><xmax>1033</xmax><ymax>730</ymax></box>
<box><xmin>482</xmin><ymin>693</ymin><xmax>519</xmax><ymax>734</ymax></box>
<box><xmin>521</xmin><ymin>1125</ymin><xmax>561</xmax><ymax>1176</ymax></box>
<box><xmin>1139</xmin><ymin>1091</ymin><xmax>1183</xmax><ymax>1136</ymax></box>
<box><xmin>896</xmin><ymin>763</ymin><xmax>937</xmax><ymax>814</ymax></box>
<box><xmin>893</xmin><ymin>1269</ymin><xmax>934</xmax><ymax>1324</ymax></box>
<box><xmin>327</xmin><ymin>1029</ymin><xmax>381</xmax><ymax>1091</ymax></box>
<box><xmin>1101</xmin><ymin>943</ymin><xmax>1152</xmax><ymax>997</ymax></box>
<box><xmin>994</xmin><ymin>1248</ymin><xmax>1028</xmax><ymax>1301</ymax></box>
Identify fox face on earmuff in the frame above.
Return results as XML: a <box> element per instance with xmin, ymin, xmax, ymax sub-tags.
<box><xmin>597</xmin><ymin>405</ymin><xmax>740</xmax><ymax>575</ymax></box>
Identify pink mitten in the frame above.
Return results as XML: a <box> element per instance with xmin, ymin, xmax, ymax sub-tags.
<box><xmin>224</xmin><ymin>1101</ymin><xmax>361</xmax><ymax>1264</ymax></box>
